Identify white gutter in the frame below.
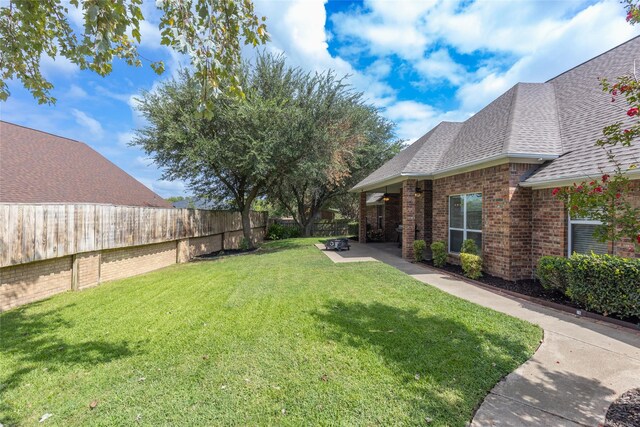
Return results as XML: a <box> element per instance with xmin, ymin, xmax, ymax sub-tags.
<box><xmin>350</xmin><ymin>153</ymin><xmax>559</xmax><ymax>193</ymax></box>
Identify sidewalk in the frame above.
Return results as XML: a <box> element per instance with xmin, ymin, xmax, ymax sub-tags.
<box><xmin>316</xmin><ymin>242</ymin><xmax>640</xmax><ymax>426</ymax></box>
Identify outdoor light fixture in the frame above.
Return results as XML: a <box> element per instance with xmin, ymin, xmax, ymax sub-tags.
<box><xmin>415</xmin><ymin>188</ymin><xmax>423</xmax><ymax>197</ymax></box>
<box><xmin>382</xmin><ymin>186</ymin><xmax>391</xmax><ymax>202</ymax></box>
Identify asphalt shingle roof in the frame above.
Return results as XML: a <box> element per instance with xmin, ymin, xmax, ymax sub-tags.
<box><xmin>0</xmin><ymin>121</ymin><xmax>172</xmax><ymax>207</ymax></box>
<box><xmin>352</xmin><ymin>36</ymin><xmax>640</xmax><ymax>191</ymax></box>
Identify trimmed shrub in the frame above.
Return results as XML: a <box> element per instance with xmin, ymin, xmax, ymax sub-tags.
<box><xmin>348</xmin><ymin>222</ymin><xmax>359</xmax><ymax>236</ymax></box>
<box><xmin>431</xmin><ymin>241</ymin><xmax>447</xmax><ymax>268</ymax></box>
<box><xmin>413</xmin><ymin>240</ymin><xmax>426</xmax><ymax>262</ymax></box>
<box><xmin>461</xmin><ymin>239</ymin><xmax>478</xmax><ymax>255</ymax></box>
<box><xmin>460</xmin><ymin>253</ymin><xmax>483</xmax><ymax>279</ymax></box>
<box><xmin>537</xmin><ymin>256</ymin><xmax>571</xmax><ymax>293</ymax></box>
<box><xmin>566</xmin><ymin>253</ymin><xmax>640</xmax><ymax>318</ymax></box>
<box><xmin>267</xmin><ymin>223</ymin><xmax>301</xmax><ymax>240</ymax></box>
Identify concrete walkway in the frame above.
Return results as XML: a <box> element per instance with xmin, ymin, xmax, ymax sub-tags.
<box><xmin>316</xmin><ymin>242</ymin><xmax>640</xmax><ymax>426</ymax></box>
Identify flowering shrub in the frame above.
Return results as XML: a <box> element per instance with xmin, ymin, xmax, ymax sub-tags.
<box><xmin>552</xmin><ymin>174</ymin><xmax>640</xmax><ymax>251</ymax></box>
<box><xmin>552</xmin><ymin>2</ymin><xmax>640</xmax><ymax>252</ymax></box>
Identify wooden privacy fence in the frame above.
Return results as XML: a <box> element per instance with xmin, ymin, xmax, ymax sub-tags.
<box><xmin>0</xmin><ymin>204</ymin><xmax>267</xmax><ymax>267</ymax></box>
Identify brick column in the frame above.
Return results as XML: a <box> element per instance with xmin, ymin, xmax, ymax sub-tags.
<box><xmin>177</xmin><ymin>238</ymin><xmax>190</xmax><ymax>263</ymax></box>
<box><xmin>402</xmin><ymin>179</ymin><xmax>416</xmax><ymax>260</ymax></box>
<box><xmin>359</xmin><ymin>192</ymin><xmax>367</xmax><ymax>243</ymax></box>
<box><xmin>415</xmin><ymin>180</ymin><xmax>425</xmax><ymax>242</ymax></box>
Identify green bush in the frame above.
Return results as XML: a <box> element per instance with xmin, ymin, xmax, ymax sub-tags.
<box><xmin>537</xmin><ymin>256</ymin><xmax>571</xmax><ymax>293</ymax></box>
<box><xmin>460</xmin><ymin>253</ymin><xmax>483</xmax><ymax>279</ymax></box>
<box><xmin>461</xmin><ymin>239</ymin><xmax>478</xmax><ymax>255</ymax></box>
<box><xmin>239</xmin><ymin>237</ymin><xmax>251</xmax><ymax>251</ymax></box>
<box><xmin>431</xmin><ymin>241</ymin><xmax>447</xmax><ymax>268</ymax></box>
<box><xmin>413</xmin><ymin>240</ymin><xmax>426</xmax><ymax>262</ymax></box>
<box><xmin>348</xmin><ymin>222</ymin><xmax>359</xmax><ymax>237</ymax></box>
<box><xmin>566</xmin><ymin>253</ymin><xmax>640</xmax><ymax>318</ymax></box>
<box><xmin>267</xmin><ymin>223</ymin><xmax>301</xmax><ymax>240</ymax></box>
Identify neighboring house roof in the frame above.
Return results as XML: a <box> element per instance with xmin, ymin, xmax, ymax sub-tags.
<box><xmin>172</xmin><ymin>198</ymin><xmax>218</xmax><ymax>209</ymax></box>
<box><xmin>0</xmin><ymin>121</ymin><xmax>172</xmax><ymax>207</ymax></box>
<box><xmin>353</xmin><ymin>36</ymin><xmax>640</xmax><ymax>191</ymax></box>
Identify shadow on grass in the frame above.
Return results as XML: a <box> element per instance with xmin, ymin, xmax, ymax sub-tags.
<box><xmin>312</xmin><ymin>301</ymin><xmax>537</xmax><ymax>424</ymax></box>
<box><xmin>0</xmin><ymin>301</ymin><xmax>142</xmax><ymax>422</ymax></box>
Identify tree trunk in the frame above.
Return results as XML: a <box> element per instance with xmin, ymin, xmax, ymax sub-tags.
<box><xmin>241</xmin><ymin>205</ymin><xmax>254</xmax><ymax>249</ymax></box>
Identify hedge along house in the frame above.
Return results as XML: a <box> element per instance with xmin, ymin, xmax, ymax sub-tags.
<box><xmin>352</xmin><ymin>37</ymin><xmax>640</xmax><ymax>282</ymax></box>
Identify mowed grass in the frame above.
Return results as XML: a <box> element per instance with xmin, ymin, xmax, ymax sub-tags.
<box><xmin>0</xmin><ymin>238</ymin><xmax>541</xmax><ymax>426</ymax></box>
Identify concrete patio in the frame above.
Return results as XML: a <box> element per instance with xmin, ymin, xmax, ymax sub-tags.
<box><xmin>316</xmin><ymin>241</ymin><xmax>640</xmax><ymax>426</ymax></box>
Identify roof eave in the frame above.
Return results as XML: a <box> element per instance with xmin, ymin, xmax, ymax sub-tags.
<box><xmin>521</xmin><ymin>168</ymin><xmax>640</xmax><ymax>189</ymax></box>
<box><xmin>350</xmin><ymin>153</ymin><xmax>559</xmax><ymax>193</ymax></box>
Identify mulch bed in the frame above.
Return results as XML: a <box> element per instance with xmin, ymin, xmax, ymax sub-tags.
<box><xmin>193</xmin><ymin>248</ymin><xmax>258</xmax><ymax>260</ymax></box>
<box><xmin>606</xmin><ymin>388</ymin><xmax>640</xmax><ymax>427</ymax></box>
<box><xmin>421</xmin><ymin>260</ymin><xmax>639</xmax><ymax>326</ymax></box>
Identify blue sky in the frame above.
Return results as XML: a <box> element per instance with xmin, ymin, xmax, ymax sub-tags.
<box><xmin>2</xmin><ymin>0</ymin><xmax>638</xmax><ymax>198</ymax></box>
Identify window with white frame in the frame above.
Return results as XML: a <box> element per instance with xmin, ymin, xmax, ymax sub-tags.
<box><xmin>568</xmin><ymin>214</ymin><xmax>608</xmax><ymax>255</ymax></box>
<box><xmin>449</xmin><ymin>193</ymin><xmax>482</xmax><ymax>253</ymax></box>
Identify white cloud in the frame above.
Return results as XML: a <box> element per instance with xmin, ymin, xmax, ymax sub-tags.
<box><xmin>415</xmin><ymin>49</ymin><xmax>468</xmax><ymax>85</ymax></box>
<box><xmin>117</xmin><ymin>131</ymin><xmax>136</xmax><ymax>147</ymax></box>
<box><xmin>71</xmin><ymin>108</ymin><xmax>104</xmax><ymax>139</ymax></box>
<box><xmin>67</xmin><ymin>84</ymin><xmax>88</xmax><ymax>99</ymax></box>
<box><xmin>40</xmin><ymin>54</ymin><xmax>79</xmax><ymax>79</ymax></box>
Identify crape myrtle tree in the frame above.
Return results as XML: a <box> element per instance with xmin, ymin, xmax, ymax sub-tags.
<box><xmin>553</xmin><ymin>0</ymin><xmax>640</xmax><ymax>252</ymax></box>
<box><xmin>134</xmin><ymin>54</ymin><xmax>332</xmax><ymax>247</ymax></box>
<box><xmin>0</xmin><ymin>0</ymin><xmax>268</xmax><ymax>107</ymax></box>
<box><xmin>269</xmin><ymin>81</ymin><xmax>401</xmax><ymax>236</ymax></box>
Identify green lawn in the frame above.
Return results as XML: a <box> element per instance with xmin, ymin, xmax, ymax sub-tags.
<box><xmin>0</xmin><ymin>238</ymin><xmax>541</xmax><ymax>426</ymax></box>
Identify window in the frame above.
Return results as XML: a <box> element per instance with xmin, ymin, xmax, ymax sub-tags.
<box><xmin>449</xmin><ymin>193</ymin><xmax>482</xmax><ymax>253</ymax></box>
<box><xmin>568</xmin><ymin>215</ymin><xmax>608</xmax><ymax>255</ymax></box>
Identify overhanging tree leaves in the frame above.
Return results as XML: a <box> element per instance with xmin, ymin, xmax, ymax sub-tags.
<box><xmin>0</xmin><ymin>0</ymin><xmax>268</xmax><ymax>106</ymax></box>
<box><xmin>134</xmin><ymin>54</ymin><xmax>322</xmax><ymax>247</ymax></box>
<box><xmin>553</xmin><ymin>0</ymin><xmax>640</xmax><ymax>251</ymax></box>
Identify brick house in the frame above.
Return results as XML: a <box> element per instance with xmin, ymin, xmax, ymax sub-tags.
<box><xmin>0</xmin><ymin>121</ymin><xmax>171</xmax><ymax>207</ymax></box>
<box><xmin>352</xmin><ymin>37</ymin><xmax>640</xmax><ymax>281</ymax></box>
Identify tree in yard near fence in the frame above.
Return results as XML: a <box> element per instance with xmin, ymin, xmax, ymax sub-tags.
<box><xmin>134</xmin><ymin>54</ymin><xmax>320</xmax><ymax>248</ymax></box>
<box><xmin>268</xmin><ymin>76</ymin><xmax>401</xmax><ymax>236</ymax></box>
<box><xmin>552</xmin><ymin>0</ymin><xmax>640</xmax><ymax>253</ymax></box>
<box><xmin>0</xmin><ymin>0</ymin><xmax>268</xmax><ymax>109</ymax></box>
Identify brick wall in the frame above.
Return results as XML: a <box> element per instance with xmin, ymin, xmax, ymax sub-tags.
<box><xmin>1</xmin><ymin>225</ymin><xmax>267</xmax><ymax>311</ymax></box>
<box><xmin>432</xmin><ymin>163</ymin><xmax>538</xmax><ymax>280</ymax></box>
<box><xmin>531</xmin><ymin>181</ymin><xmax>640</xmax><ymax>265</ymax></box>
<box><xmin>189</xmin><ymin>234</ymin><xmax>223</xmax><ymax>257</ymax></box>
<box><xmin>0</xmin><ymin>257</ymin><xmax>73</xmax><ymax>311</ymax></box>
<box><xmin>101</xmin><ymin>241</ymin><xmax>177</xmax><ymax>283</ymax></box>
<box><xmin>76</xmin><ymin>252</ymin><xmax>101</xmax><ymax>290</ymax></box>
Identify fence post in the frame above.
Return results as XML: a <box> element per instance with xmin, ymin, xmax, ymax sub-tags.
<box><xmin>71</xmin><ymin>254</ymin><xmax>79</xmax><ymax>291</ymax></box>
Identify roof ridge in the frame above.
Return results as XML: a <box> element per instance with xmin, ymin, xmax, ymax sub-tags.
<box><xmin>546</xmin><ymin>35</ymin><xmax>640</xmax><ymax>83</ymax></box>
<box><xmin>503</xmin><ymin>83</ymin><xmax>520</xmax><ymax>153</ymax></box>
<box><xmin>0</xmin><ymin>120</ymin><xmax>86</xmax><ymax>145</ymax></box>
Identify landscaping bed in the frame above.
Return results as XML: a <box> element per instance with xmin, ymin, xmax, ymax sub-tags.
<box><xmin>421</xmin><ymin>260</ymin><xmax>640</xmax><ymax>327</ymax></box>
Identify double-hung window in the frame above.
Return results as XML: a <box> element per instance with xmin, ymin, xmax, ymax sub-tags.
<box><xmin>568</xmin><ymin>214</ymin><xmax>608</xmax><ymax>255</ymax></box>
<box><xmin>449</xmin><ymin>193</ymin><xmax>482</xmax><ymax>253</ymax></box>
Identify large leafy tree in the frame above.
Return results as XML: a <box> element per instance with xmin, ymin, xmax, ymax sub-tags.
<box><xmin>0</xmin><ymin>0</ymin><xmax>268</xmax><ymax>106</ymax></box>
<box><xmin>269</xmin><ymin>82</ymin><xmax>401</xmax><ymax>236</ymax></box>
<box><xmin>134</xmin><ymin>54</ymin><xmax>324</xmax><ymax>247</ymax></box>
